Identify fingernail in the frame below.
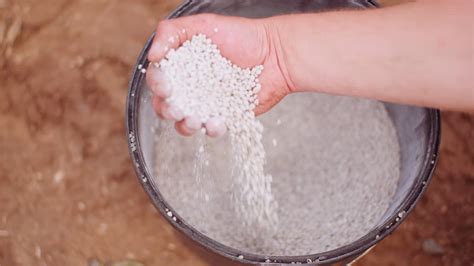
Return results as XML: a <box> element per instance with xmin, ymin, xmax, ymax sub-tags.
<box><xmin>148</xmin><ymin>41</ymin><xmax>161</xmax><ymax>59</ymax></box>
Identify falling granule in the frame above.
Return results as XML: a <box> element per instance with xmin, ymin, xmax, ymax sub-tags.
<box><xmin>272</xmin><ymin>138</ymin><xmax>278</xmax><ymax>147</ymax></box>
<box><xmin>276</xmin><ymin>119</ymin><xmax>282</xmax><ymax>125</ymax></box>
<box><xmin>214</xmin><ymin>27</ymin><xmax>219</xmax><ymax>33</ymax></box>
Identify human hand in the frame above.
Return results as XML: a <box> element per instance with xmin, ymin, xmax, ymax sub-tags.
<box><xmin>146</xmin><ymin>14</ymin><xmax>292</xmax><ymax>137</ymax></box>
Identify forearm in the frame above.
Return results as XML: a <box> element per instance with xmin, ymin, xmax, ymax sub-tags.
<box><xmin>269</xmin><ymin>0</ymin><xmax>473</xmax><ymax>111</ymax></box>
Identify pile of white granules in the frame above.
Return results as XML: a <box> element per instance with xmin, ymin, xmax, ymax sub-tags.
<box><xmin>151</xmin><ymin>94</ymin><xmax>400</xmax><ymax>255</ymax></box>
<box><xmin>155</xmin><ymin>34</ymin><xmax>278</xmax><ymax>228</ymax></box>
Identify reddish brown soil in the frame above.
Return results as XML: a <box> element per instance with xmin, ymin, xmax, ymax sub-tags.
<box><xmin>1</xmin><ymin>0</ymin><xmax>472</xmax><ymax>265</ymax></box>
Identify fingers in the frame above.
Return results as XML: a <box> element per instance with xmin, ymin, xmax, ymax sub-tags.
<box><xmin>151</xmin><ymin>98</ymin><xmax>228</xmax><ymax>139</ymax></box>
<box><xmin>146</xmin><ymin>64</ymin><xmax>172</xmax><ymax>98</ymax></box>
<box><xmin>175</xmin><ymin>116</ymin><xmax>227</xmax><ymax>138</ymax></box>
<box><xmin>175</xmin><ymin>116</ymin><xmax>202</xmax><ymax>136</ymax></box>
<box><xmin>154</xmin><ymin>95</ymin><xmax>202</xmax><ymax>136</ymax></box>
<box><xmin>152</xmin><ymin>96</ymin><xmax>184</xmax><ymax>121</ymax></box>
<box><xmin>154</xmin><ymin>96</ymin><xmax>227</xmax><ymax>138</ymax></box>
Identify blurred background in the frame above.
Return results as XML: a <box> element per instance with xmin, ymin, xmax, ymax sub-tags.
<box><xmin>0</xmin><ymin>0</ymin><xmax>472</xmax><ymax>265</ymax></box>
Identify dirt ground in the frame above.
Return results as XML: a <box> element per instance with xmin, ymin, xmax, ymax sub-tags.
<box><xmin>0</xmin><ymin>0</ymin><xmax>473</xmax><ymax>265</ymax></box>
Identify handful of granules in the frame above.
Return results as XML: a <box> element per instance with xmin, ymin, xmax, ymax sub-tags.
<box><xmin>152</xmin><ymin>34</ymin><xmax>278</xmax><ymax>228</ymax></box>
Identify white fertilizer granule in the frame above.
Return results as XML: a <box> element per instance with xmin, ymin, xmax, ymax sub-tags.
<box><xmin>151</xmin><ymin>94</ymin><xmax>400</xmax><ymax>255</ymax></box>
<box><xmin>153</xmin><ymin>34</ymin><xmax>278</xmax><ymax>228</ymax></box>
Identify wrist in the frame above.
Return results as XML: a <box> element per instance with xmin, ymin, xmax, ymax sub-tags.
<box><xmin>261</xmin><ymin>17</ymin><xmax>299</xmax><ymax>94</ymax></box>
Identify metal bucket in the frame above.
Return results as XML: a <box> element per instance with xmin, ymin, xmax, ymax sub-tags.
<box><xmin>126</xmin><ymin>0</ymin><xmax>441</xmax><ymax>264</ymax></box>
